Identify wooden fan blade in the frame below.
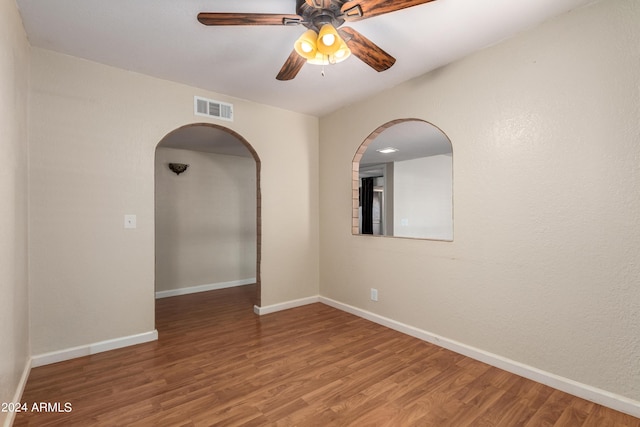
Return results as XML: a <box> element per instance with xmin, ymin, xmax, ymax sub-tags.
<box><xmin>305</xmin><ymin>0</ymin><xmax>331</xmax><ymax>8</ymax></box>
<box><xmin>341</xmin><ymin>0</ymin><xmax>436</xmax><ymax>21</ymax></box>
<box><xmin>197</xmin><ymin>13</ymin><xmax>302</xmax><ymax>26</ymax></box>
<box><xmin>338</xmin><ymin>27</ymin><xmax>395</xmax><ymax>72</ymax></box>
<box><xmin>276</xmin><ymin>49</ymin><xmax>306</xmax><ymax>81</ymax></box>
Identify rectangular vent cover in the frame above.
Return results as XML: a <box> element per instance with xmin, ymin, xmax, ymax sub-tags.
<box><xmin>194</xmin><ymin>96</ymin><xmax>233</xmax><ymax>121</ymax></box>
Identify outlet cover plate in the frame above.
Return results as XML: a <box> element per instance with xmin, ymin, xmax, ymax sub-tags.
<box><xmin>124</xmin><ymin>214</ymin><xmax>137</xmax><ymax>229</ymax></box>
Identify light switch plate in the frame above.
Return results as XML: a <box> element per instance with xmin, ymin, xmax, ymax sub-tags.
<box><xmin>124</xmin><ymin>214</ymin><xmax>137</xmax><ymax>229</ymax></box>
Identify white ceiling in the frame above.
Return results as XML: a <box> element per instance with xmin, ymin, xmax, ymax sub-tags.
<box><xmin>156</xmin><ymin>118</ymin><xmax>452</xmax><ymax>160</ymax></box>
<box><xmin>360</xmin><ymin>120</ymin><xmax>451</xmax><ymax>165</ymax></box>
<box><xmin>359</xmin><ymin>120</ymin><xmax>452</xmax><ymax>178</ymax></box>
<box><xmin>158</xmin><ymin>125</ymin><xmax>254</xmax><ymax>157</ymax></box>
<box><xmin>17</xmin><ymin>0</ymin><xmax>596</xmax><ymax>118</ymax></box>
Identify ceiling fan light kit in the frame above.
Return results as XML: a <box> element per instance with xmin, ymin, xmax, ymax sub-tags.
<box><xmin>197</xmin><ymin>0</ymin><xmax>437</xmax><ymax>80</ymax></box>
<box><xmin>295</xmin><ymin>24</ymin><xmax>352</xmax><ymax>66</ymax></box>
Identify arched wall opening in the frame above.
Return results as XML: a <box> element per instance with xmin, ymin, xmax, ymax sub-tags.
<box><xmin>352</xmin><ymin>118</ymin><xmax>453</xmax><ymax>241</ymax></box>
<box><xmin>154</xmin><ymin>123</ymin><xmax>261</xmax><ymax>307</ymax></box>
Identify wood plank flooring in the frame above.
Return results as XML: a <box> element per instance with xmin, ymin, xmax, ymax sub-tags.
<box><xmin>14</xmin><ymin>285</ymin><xmax>640</xmax><ymax>426</ymax></box>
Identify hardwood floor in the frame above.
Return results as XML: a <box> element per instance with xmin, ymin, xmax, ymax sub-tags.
<box><xmin>14</xmin><ymin>285</ymin><xmax>640</xmax><ymax>426</ymax></box>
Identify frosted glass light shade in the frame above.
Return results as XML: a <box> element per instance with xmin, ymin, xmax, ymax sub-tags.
<box><xmin>317</xmin><ymin>24</ymin><xmax>341</xmax><ymax>55</ymax></box>
<box><xmin>294</xmin><ymin>29</ymin><xmax>318</xmax><ymax>60</ymax></box>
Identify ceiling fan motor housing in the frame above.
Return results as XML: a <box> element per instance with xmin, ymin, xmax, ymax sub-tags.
<box><xmin>297</xmin><ymin>0</ymin><xmax>346</xmax><ymax>30</ymax></box>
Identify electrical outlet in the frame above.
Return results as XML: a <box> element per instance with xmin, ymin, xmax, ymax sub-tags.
<box><xmin>370</xmin><ymin>288</ymin><xmax>378</xmax><ymax>302</ymax></box>
<box><xmin>124</xmin><ymin>214</ymin><xmax>137</xmax><ymax>229</ymax></box>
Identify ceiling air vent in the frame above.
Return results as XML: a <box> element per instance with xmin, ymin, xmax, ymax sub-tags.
<box><xmin>194</xmin><ymin>96</ymin><xmax>233</xmax><ymax>122</ymax></box>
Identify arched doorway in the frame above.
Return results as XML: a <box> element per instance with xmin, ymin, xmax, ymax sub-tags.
<box><xmin>154</xmin><ymin>123</ymin><xmax>261</xmax><ymax>307</ymax></box>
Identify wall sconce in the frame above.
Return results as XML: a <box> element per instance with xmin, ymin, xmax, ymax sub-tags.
<box><xmin>168</xmin><ymin>163</ymin><xmax>189</xmax><ymax>175</ymax></box>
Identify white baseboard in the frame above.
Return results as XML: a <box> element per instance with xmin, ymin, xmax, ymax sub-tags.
<box><xmin>31</xmin><ymin>330</ymin><xmax>158</xmax><ymax>368</ymax></box>
<box><xmin>2</xmin><ymin>357</ymin><xmax>32</xmax><ymax>427</ymax></box>
<box><xmin>155</xmin><ymin>278</ymin><xmax>256</xmax><ymax>299</ymax></box>
<box><xmin>254</xmin><ymin>295</ymin><xmax>320</xmax><ymax>315</ymax></box>
<box><xmin>319</xmin><ymin>296</ymin><xmax>640</xmax><ymax>419</ymax></box>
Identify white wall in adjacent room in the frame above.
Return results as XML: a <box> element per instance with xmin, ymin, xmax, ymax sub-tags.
<box><xmin>155</xmin><ymin>147</ymin><xmax>256</xmax><ymax>292</ymax></box>
<box><xmin>393</xmin><ymin>154</ymin><xmax>453</xmax><ymax>240</ymax></box>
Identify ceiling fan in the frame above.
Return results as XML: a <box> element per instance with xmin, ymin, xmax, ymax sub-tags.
<box><xmin>197</xmin><ymin>0</ymin><xmax>437</xmax><ymax>81</ymax></box>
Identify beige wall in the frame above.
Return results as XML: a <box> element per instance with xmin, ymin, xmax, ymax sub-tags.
<box><xmin>0</xmin><ymin>0</ymin><xmax>30</xmax><ymax>423</ymax></box>
<box><xmin>319</xmin><ymin>0</ymin><xmax>640</xmax><ymax>402</ymax></box>
<box><xmin>393</xmin><ymin>154</ymin><xmax>452</xmax><ymax>240</ymax></box>
<box><xmin>155</xmin><ymin>147</ymin><xmax>256</xmax><ymax>292</ymax></box>
<box><xmin>28</xmin><ymin>48</ymin><xmax>319</xmax><ymax>355</ymax></box>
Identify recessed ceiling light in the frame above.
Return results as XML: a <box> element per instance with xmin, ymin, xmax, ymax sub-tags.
<box><xmin>376</xmin><ymin>147</ymin><xmax>399</xmax><ymax>154</ymax></box>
